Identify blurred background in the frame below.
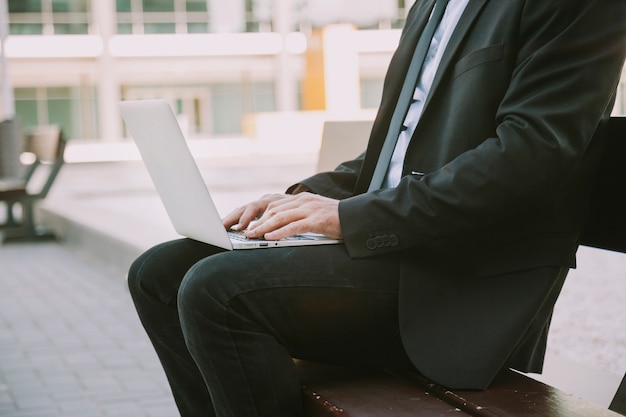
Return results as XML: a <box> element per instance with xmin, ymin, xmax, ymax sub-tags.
<box><xmin>0</xmin><ymin>0</ymin><xmax>420</xmax><ymax>163</ymax></box>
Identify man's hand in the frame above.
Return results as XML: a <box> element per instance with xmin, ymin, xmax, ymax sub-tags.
<box><xmin>222</xmin><ymin>192</ymin><xmax>342</xmax><ymax>240</ymax></box>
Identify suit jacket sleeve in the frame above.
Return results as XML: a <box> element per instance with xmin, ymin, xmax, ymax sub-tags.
<box><xmin>338</xmin><ymin>0</ymin><xmax>626</xmax><ymax>259</ymax></box>
<box><xmin>286</xmin><ymin>153</ymin><xmax>364</xmax><ymax>199</ymax></box>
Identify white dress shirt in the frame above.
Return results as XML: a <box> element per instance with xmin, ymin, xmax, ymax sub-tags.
<box><xmin>383</xmin><ymin>0</ymin><xmax>470</xmax><ymax>189</ymax></box>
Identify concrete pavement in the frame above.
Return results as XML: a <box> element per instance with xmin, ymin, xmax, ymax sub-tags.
<box><xmin>0</xmin><ymin>242</ymin><xmax>177</xmax><ymax>417</ymax></box>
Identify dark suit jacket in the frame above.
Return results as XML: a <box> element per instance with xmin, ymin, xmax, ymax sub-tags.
<box><xmin>294</xmin><ymin>0</ymin><xmax>626</xmax><ymax>389</ymax></box>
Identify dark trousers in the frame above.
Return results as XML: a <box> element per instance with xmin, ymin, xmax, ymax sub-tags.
<box><xmin>127</xmin><ymin>238</ymin><xmax>410</xmax><ymax>417</ymax></box>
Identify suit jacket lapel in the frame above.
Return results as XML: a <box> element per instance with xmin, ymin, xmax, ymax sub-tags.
<box><xmin>386</xmin><ymin>0</ymin><xmax>438</xmax><ymax>109</ymax></box>
<box><xmin>421</xmin><ymin>0</ymin><xmax>489</xmax><ymax>113</ymax></box>
<box><xmin>355</xmin><ymin>0</ymin><xmax>437</xmax><ymax>194</ymax></box>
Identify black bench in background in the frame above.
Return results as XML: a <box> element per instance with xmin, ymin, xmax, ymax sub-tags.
<box><xmin>0</xmin><ymin>125</ymin><xmax>65</xmax><ymax>242</ymax></box>
<box><xmin>298</xmin><ymin>117</ymin><xmax>626</xmax><ymax>417</ymax></box>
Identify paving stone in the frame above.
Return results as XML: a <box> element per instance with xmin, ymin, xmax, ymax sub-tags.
<box><xmin>0</xmin><ymin>243</ymin><xmax>177</xmax><ymax>417</ymax></box>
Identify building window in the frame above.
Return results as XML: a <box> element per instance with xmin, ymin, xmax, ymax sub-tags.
<box><xmin>116</xmin><ymin>0</ymin><xmax>132</xmax><ymax>13</ymax></box>
<box><xmin>14</xmin><ymin>88</ymin><xmax>40</xmax><ymax>129</ymax></box>
<box><xmin>122</xmin><ymin>82</ymin><xmax>275</xmax><ymax>136</ymax></box>
<box><xmin>296</xmin><ymin>0</ymin><xmax>405</xmax><ymax>31</ymax></box>
<box><xmin>116</xmin><ymin>0</ymin><xmax>211</xmax><ymax>34</ymax></box>
<box><xmin>245</xmin><ymin>0</ymin><xmax>273</xmax><ymax>32</ymax></box>
<box><xmin>14</xmin><ymin>86</ymin><xmax>99</xmax><ymax>140</ymax></box>
<box><xmin>114</xmin><ymin>0</ymin><xmax>283</xmax><ymax>34</ymax></box>
<box><xmin>143</xmin><ymin>0</ymin><xmax>175</xmax><ymax>12</ymax></box>
<box><xmin>211</xmin><ymin>81</ymin><xmax>275</xmax><ymax>135</ymax></box>
<box><xmin>187</xmin><ymin>22</ymin><xmax>208</xmax><ymax>33</ymax></box>
<box><xmin>7</xmin><ymin>0</ymin><xmax>42</xmax><ymax>13</ymax></box>
<box><xmin>8</xmin><ymin>0</ymin><xmax>91</xmax><ymax>35</ymax></box>
<box><xmin>186</xmin><ymin>0</ymin><xmax>207</xmax><ymax>12</ymax></box>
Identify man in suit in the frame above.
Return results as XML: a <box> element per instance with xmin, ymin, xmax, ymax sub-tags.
<box><xmin>128</xmin><ymin>0</ymin><xmax>626</xmax><ymax>416</ymax></box>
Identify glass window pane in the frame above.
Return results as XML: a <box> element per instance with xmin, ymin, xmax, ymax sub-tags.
<box><xmin>116</xmin><ymin>0</ymin><xmax>132</xmax><ymax>12</ymax></box>
<box><xmin>144</xmin><ymin>23</ymin><xmax>176</xmax><ymax>33</ymax></box>
<box><xmin>15</xmin><ymin>101</ymin><xmax>39</xmax><ymax>131</ymax></box>
<box><xmin>117</xmin><ymin>23</ymin><xmax>133</xmax><ymax>34</ymax></box>
<box><xmin>46</xmin><ymin>88</ymin><xmax>76</xmax><ymax>139</ymax></box>
<box><xmin>15</xmin><ymin>88</ymin><xmax>39</xmax><ymax>130</ymax></box>
<box><xmin>211</xmin><ymin>84</ymin><xmax>243</xmax><ymax>135</ymax></box>
<box><xmin>54</xmin><ymin>23</ymin><xmax>89</xmax><ymax>34</ymax></box>
<box><xmin>52</xmin><ymin>0</ymin><xmax>89</xmax><ymax>13</ymax></box>
<box><xmin>187</xmin><ymin>22</ymin><xmax>208</xmax><ymax>33</ymax></box>
<box><xmin>8</xmin><ymin>0</ymin><xmax>41</xmax><ymax>13</ymax></box>
<box><xmin>9</xmin><ymin>23</ymin><xmax>44</xmax><ymax>35</ymax></box>
<box><xmin>245</xmin><ymin>22</ymin><xmax>260</xmax><ymax>33</ymax></box>
<box><xmin>143</xmin><ymin>0</ymin><xmax>175</xmax><ymax>12</ymax></box>
<box><xmin>251</xmin><ymin>82</ymin><xmax>275</xmax><ymax>112</ymax></box>
<box><xmin>48</xmin><ymin>98</ymin><xmax>74</xmax><ymax>139</ymax></box>
<box><xmin>186</xmin><ymin>0</ymin><xmax>207</xmax><ymax>12</ymax></box>
<box><xmin>51</xmin><ymin>0</ymin><xmax>69</xmax><ymax>12</ymax></box>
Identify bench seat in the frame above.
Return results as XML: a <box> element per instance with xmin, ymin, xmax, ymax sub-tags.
<box><xmin>297</xmin><ymin>360</ymin><xmax>622</xmax><ymax>417</ymax></box>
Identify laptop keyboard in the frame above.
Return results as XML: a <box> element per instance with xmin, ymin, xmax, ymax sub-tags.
<box><xmin>227</xmin><ymin>230</ymin><xmax>314</xmax><ymax>241</ymax></box>
<box><xmin>227</xmin><ymin>230</ymin><xmax>252</xmax><ymax>241</ymax></box>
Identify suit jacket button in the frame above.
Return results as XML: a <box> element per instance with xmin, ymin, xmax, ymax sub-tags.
<box><xmin>366</xmin><ymin>238</ymin><xmax>377</xmax><ymax>250</ymax></box>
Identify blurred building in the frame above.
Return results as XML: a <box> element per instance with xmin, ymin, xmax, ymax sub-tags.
<box><xmin>1</xmin><ymin>0</ymin><xmax>415</xmax><ymax>143</ymax></box>
<box><xmin>1</xmin><ymin>0</ymin><xmax>624</xmax><ymax>143</ymax></box>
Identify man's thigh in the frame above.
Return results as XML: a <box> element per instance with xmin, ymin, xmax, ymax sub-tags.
<box><xmin>129</xmin><ymin>238</ymin><xmax>225</xmax><ymax>307</ymax></box>
<box><xmin>180</xmin><ymin>244</ymin><xmax>404</xmax><ymax>366</ymax></box>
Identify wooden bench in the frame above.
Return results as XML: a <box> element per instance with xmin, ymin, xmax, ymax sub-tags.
<box><xmin>298</xmin><ymin>117</ymin><xmax>626</xmax><ymax>417</ymax></box>
<box><xmin>298</xmin><ymin>361</ymin><xmax>623</xmax><ymax>417</ymax></box>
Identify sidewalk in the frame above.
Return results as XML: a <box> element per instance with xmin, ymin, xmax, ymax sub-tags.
<box><xmin>0</xmin><ymin>242</ymin><xmax>176</xmax><ymax>417</ymax></box>
<box><xmin>0</xmin><ymin>140</ymin><xmax>624</xmax><ymax>416</ymax></box>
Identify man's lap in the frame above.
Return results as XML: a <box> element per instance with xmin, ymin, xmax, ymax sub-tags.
<box><xmin>131</xmin><ymin>238</ymin><xmax>400</xmax><ymax>297</ymax></box>
<box><xmin>131</xmin><ymin>238</ymin><xmax>406</xmax><ymax>366</ymax></box>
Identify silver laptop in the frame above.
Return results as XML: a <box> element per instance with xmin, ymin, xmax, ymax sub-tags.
<box><xmin>119</xmin><ymin>99</ymin><xmax>342</xmax><ymax>250</ymax></box>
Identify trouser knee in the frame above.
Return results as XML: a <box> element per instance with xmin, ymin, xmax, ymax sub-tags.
<box><xmin>177</xmin><ymin>254</ymin><xmax>233</xmax><ymax>318</ymax></box>
<box><xmin>128</xmin><ymin>239</ymin><xmax>219</xmax><ymax>308</ymax></box>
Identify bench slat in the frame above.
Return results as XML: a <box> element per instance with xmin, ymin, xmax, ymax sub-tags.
<box><xmin>299</xmin><ymin>360</ymin><xmax>467</xmax><ymax>416</ymax></box>
<box><xmin>414</xmin><ymin>369</ymin><xmax>622</xmax><ymax>417</ymax></box>
<box><xmin>298</xmin><ymin>360</ymin><xmax>623</xmax><ymax>417</ymax></box>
